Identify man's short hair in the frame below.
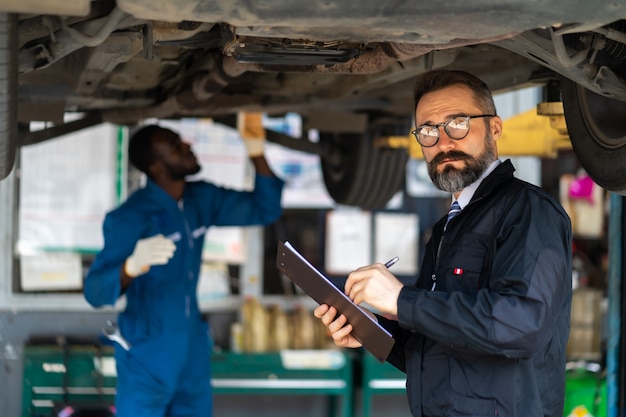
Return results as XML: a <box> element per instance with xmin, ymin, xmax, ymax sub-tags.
<box><xmin>128</xmin><ymin>124</ymin><xmax>162</xmax><ymax>175</ymax></box>
<box><xmin>413</xmin><ymin>70</ymin><xmax>497</xmax><ymax>116</ymax></box>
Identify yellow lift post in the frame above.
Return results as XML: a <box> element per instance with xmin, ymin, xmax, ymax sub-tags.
<box><xmin>376</xmin><ymin>102</ymin><xmax>572</xmax><ymax>158</ymax></box>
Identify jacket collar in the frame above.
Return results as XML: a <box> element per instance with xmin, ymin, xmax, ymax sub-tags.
<box><xmin>143</xmin><ymin>178</ymin><xmax>183</xmax><ymax>214</ymax></box>
<box><xmin>469</xmin><ymin>159</ymin><xmax>516</xmax><ymax>205</ymax></box>
<box><xmin>432</xmin><ymin>159</ymin><xmax>516</xmax><ymax>237</ymax></box>
<box><xmin>456</xmin><ymin>159</ymin><xmax>501</xmax><ymax>208</ymax></box>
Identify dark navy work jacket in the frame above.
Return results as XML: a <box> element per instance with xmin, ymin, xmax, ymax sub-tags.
<box><xmin>379</xmin><ymin>159</ymin><xmax>572</xmax><ymax>417</ymax></box>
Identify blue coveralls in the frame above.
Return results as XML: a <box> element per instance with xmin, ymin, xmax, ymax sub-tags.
<box><xmin>84</xmin><ymin>175</ymin><xmax>283</xmax><ymax>417</ymax></box>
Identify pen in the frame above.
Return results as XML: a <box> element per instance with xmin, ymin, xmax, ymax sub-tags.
<box><xmin>384</xmin><ymin>256</ymin><xmax>399</xmax><ymax>268</ymax></box>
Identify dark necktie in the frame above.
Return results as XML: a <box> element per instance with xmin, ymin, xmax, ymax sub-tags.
<box><xmin>444</xmin><ymin>201</ymin><xmax>461</xmax><ymax>231</ymax></box>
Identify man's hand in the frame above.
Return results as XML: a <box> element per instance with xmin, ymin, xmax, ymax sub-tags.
<box><xmin>344</xmin><ymin>263</ymin><xmax>404</xmax><ymax>316</ymax></box>
<box><xmin>313</xmin><ymin>305</ymin><xmax>363</xmax><ymax>349</ymax></box>
<box><xmin>237</xmin><ymin>112</ymin><xmax>265</xmax><ymax>157</ymax></box>
<box><xmin>124</xmin><ymin>234</ymin><xmax>176</xmax><ymax>278</ymax></box>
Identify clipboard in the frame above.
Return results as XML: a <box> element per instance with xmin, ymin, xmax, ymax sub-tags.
<box><xmin>276</xmin><ymin>240</ymin><xmax>395</xmax><ymax>363</ymax></box>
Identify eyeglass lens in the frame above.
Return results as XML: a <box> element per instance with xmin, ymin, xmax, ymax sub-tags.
<box><xmin>416</xmin><ymin>117</ymin><xmax>470</xmax><ymax>146</ymax></box>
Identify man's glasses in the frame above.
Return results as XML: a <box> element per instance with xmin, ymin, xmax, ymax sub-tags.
<box><xmin>411</xmin><ymin>115</ymin><xmax>495</xmax><ymax>147</ymax></box>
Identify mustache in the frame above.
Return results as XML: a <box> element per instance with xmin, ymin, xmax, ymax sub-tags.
<box><xmin>430</xmin><ymin>150</ymin><xmax>472</xmax><ymax>166</ymax></box>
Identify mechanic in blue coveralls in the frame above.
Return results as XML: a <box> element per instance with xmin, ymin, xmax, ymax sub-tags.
<box><xmin>84</xmin><ymin>119</ymin><xmax>284</xmax><ymax>417</ymax></box>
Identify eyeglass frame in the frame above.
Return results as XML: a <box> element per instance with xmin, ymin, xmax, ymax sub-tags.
<box><xmin>411</xmin><ymin>114</ymin><xmax>496</xmax><ymax>147</ymax></box>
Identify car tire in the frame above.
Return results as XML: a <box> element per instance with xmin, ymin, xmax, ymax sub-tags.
<box><xmin>561</xmin><ymin>77</ymin><xmax>626</xmax><ymax>194</ymax></box>
<box><xmin>0</xmin><ymin>13</ymin><xmax>17</xmax><ymax>180</ymax></box>
<box><xmin>319</xmin><ymin>123</ymin><xmax>409</xmax><ymax>209</ymax></box>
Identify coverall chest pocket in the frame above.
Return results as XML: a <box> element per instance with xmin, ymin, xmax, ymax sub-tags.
<box><xmin>148</xmin><ymin>212</ymin><xmax>173</xmax><ymax>232</ymax></box>
<box><xmin>443</xmin><ymin>237</ymin><xmax>489</xmax><ymax>294</ymax></box>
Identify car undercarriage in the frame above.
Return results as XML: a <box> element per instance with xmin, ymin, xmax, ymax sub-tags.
<box><xmin>2</xmin><ymin>0</ymin><xmax>626</xmax><ymax>208</ymax></box>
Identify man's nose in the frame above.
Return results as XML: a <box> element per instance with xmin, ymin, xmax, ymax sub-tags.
<box><xmin>436</xmin><ymin>127</ymin><xmax>456</xmax><ymax>148</ymax></box>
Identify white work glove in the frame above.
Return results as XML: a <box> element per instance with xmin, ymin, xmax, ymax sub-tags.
<box><xmin>237</xmin><ymin>112</ymin><xmax>266</xmax><ymax>157</ymax></box>
<box><xmin>124</xmin><ymin>234</ymin><xmax>176</xmax><ymax>278</ymax></box>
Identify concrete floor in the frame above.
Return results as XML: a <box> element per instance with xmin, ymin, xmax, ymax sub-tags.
<box><xmin>214</xmin><ymin>391</ymin><xmax>411</xmax><ymax>417</ymax></box>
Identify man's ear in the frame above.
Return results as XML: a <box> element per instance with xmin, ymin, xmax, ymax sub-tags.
<box><xmin>491</xmin><ymin>116</ymin><xmax>503</xmax><ymax>141</ymax></box>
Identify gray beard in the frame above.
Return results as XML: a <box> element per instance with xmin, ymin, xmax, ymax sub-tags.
<box><xmin>428</xmin><ymin>136</ymin><xmax>496</xmax><ymax>193</ymax></box>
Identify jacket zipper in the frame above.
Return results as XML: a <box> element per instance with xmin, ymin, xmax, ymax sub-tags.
<box><xmin>179</xmin><ymin>200</ymin><xmax>193</xmax><ymax>319</ymax></box>
<box><xmin>430</xmin><ymin>197</ymin><xmax>481</xmax><ymax>291</ymax></box>
<box><xmin>431</xmin><ymin>236</ymin><xmax>443</xmax><ymax>291</ymax></box>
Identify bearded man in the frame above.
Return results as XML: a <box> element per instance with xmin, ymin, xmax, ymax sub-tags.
<box><xmin>314</xmin><ymin>70</ymin><xmax>573</xmax><ymax>417</ymax></box>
